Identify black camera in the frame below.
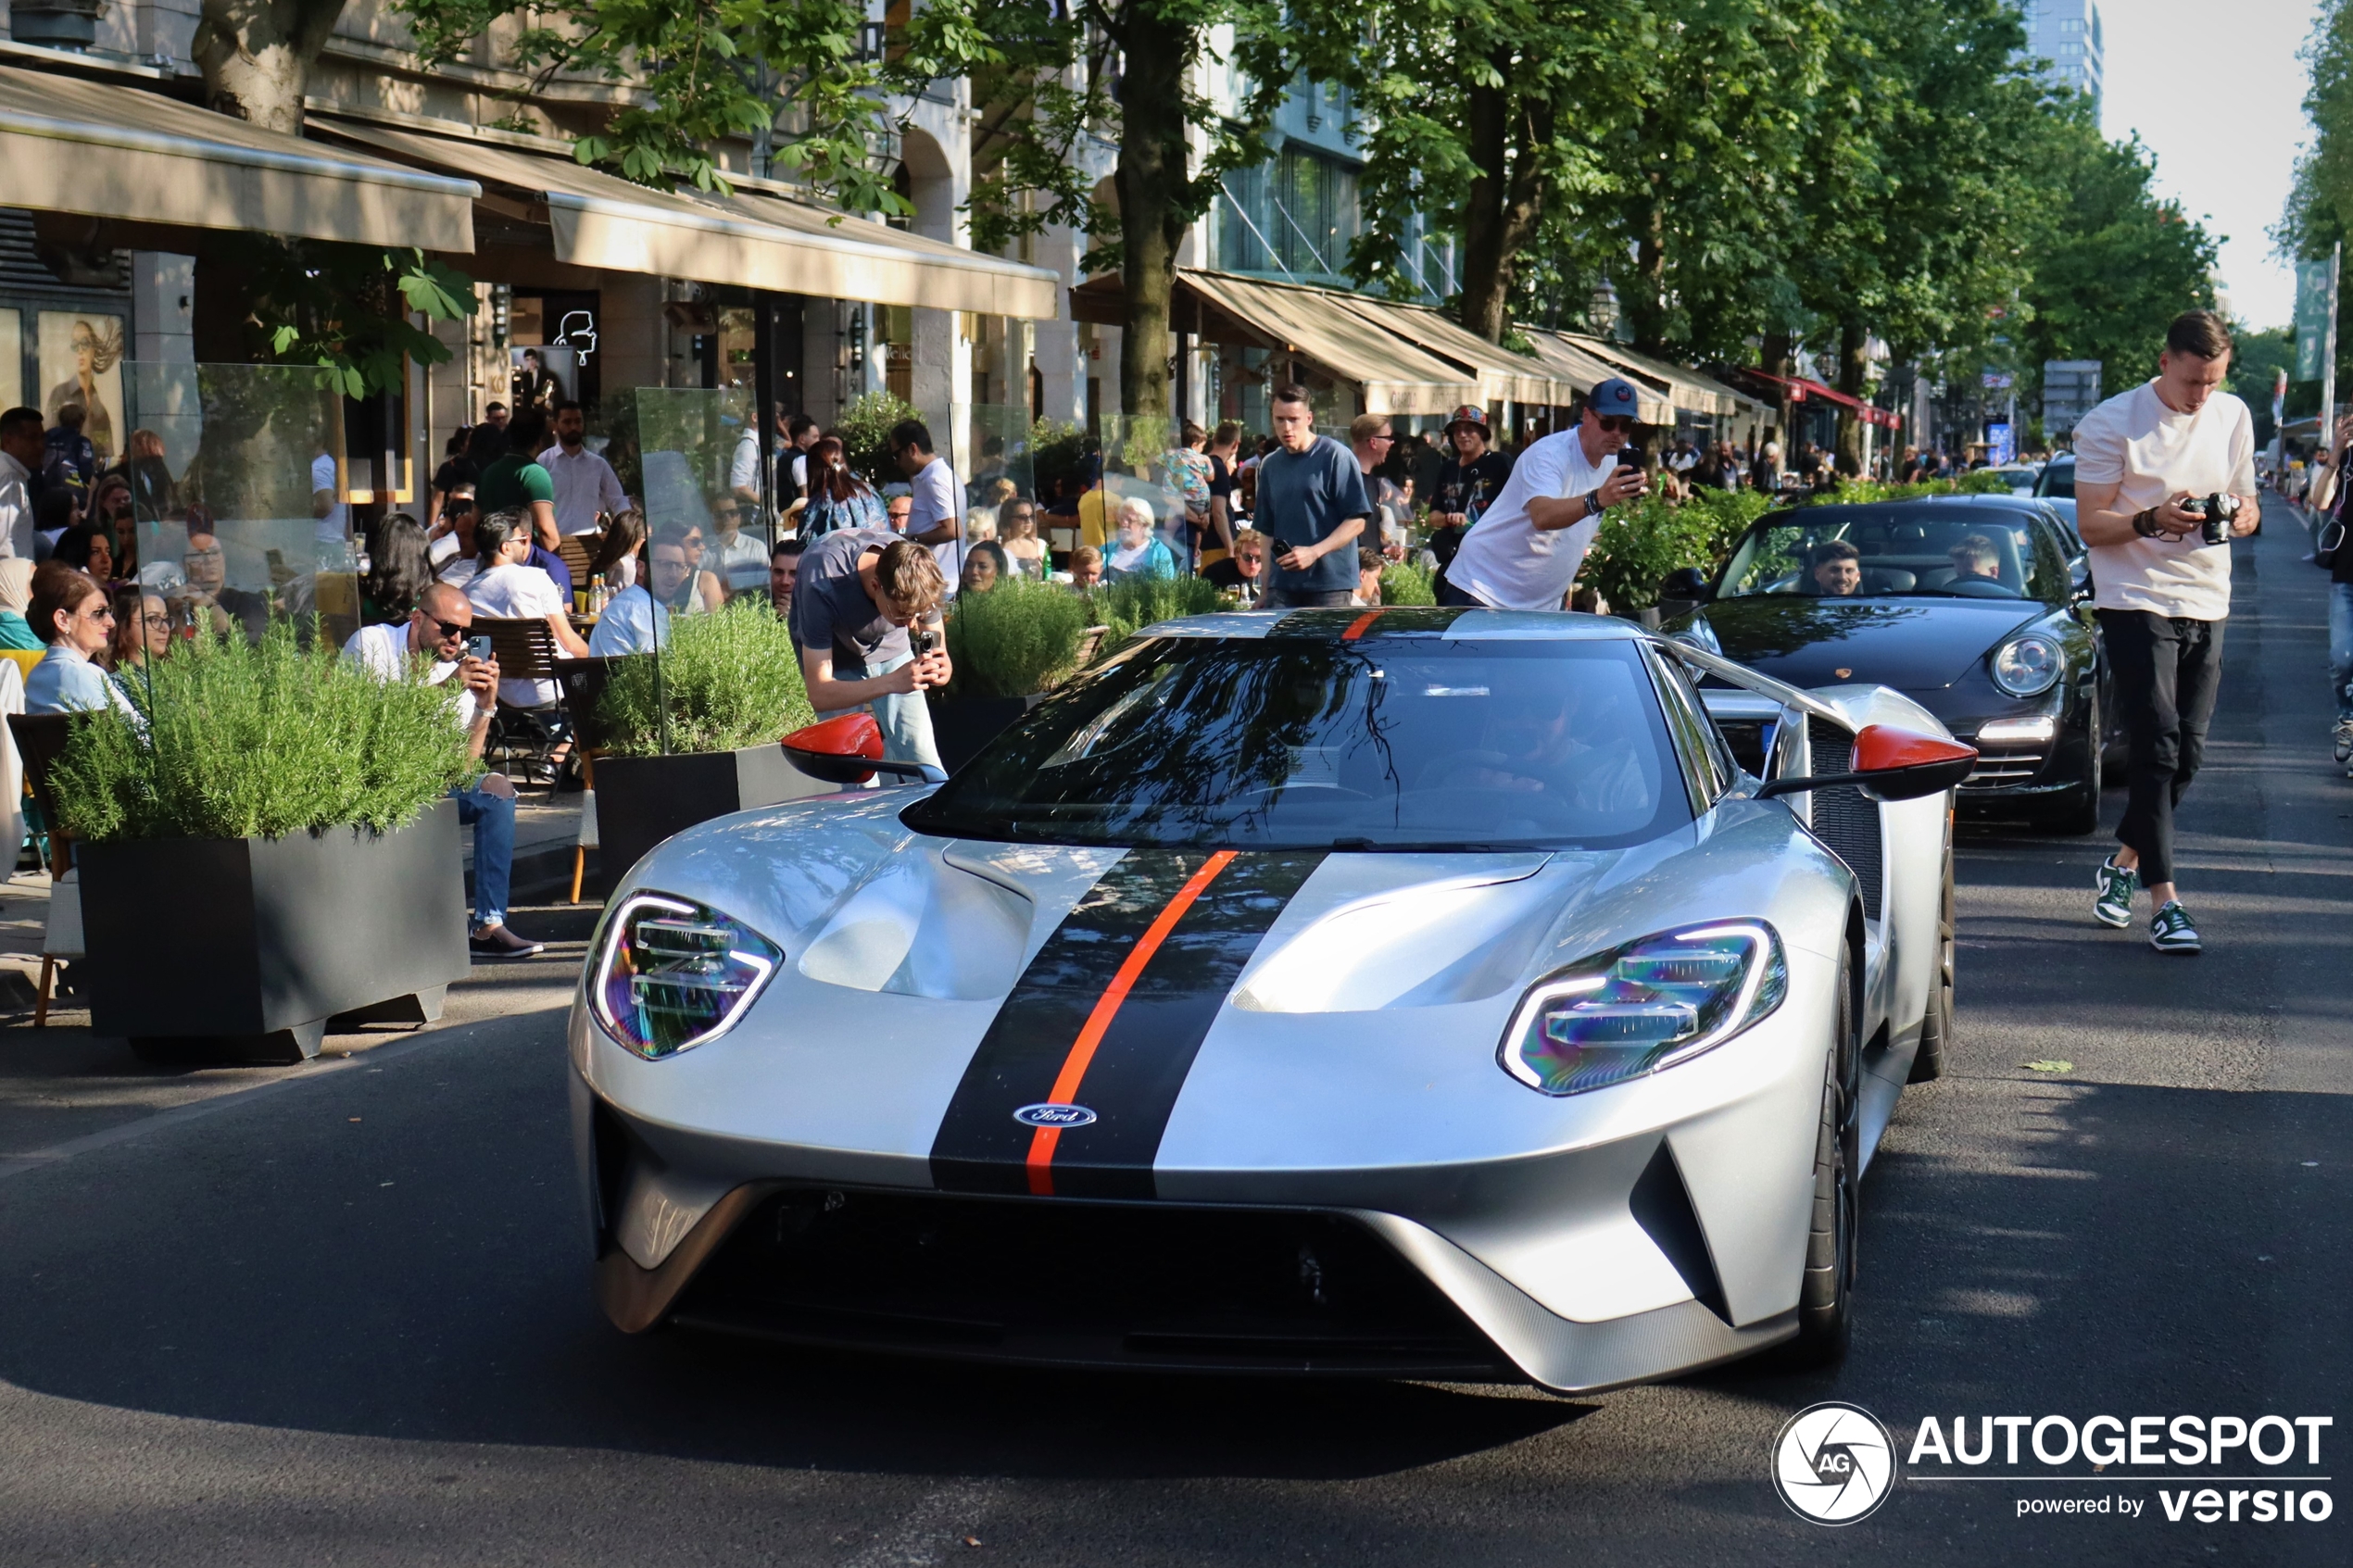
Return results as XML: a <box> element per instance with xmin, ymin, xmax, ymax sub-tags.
<box><xmin>2183</xmin><ymin>493</ymin><xmax>2240</xmax><ymax>546</ymax></box>
<box><xmin>909</xmin><ymin>625</ymin><xmax>938</xmax><ymax>660</ymax></box>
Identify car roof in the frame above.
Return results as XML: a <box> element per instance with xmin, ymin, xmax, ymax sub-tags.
<box><xmin>1760</xmin><ymin>495</ymin><xmax>2055</xmax><ymax>520</ymax></box>
<box><xmin>1137</xmin><ymin>607</ymin><xmax>1649</xmax><ymax>643</ymax></box>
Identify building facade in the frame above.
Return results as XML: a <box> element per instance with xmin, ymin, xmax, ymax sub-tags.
<box><xmin>2020</xmin><ymin>0</ymin><xmax>2104</xmax><ymax>110</ymax></box>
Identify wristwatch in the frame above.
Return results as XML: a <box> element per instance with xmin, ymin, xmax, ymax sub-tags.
<box><xmin>2132</xmin><ymin>508</ymin><xmax>2161</xmax><ymax>538</ymax></box>
<box><xmin>1584</xmin><ymin>490</ymin><xmax>1605</xmax><ymax>520</ymax></box>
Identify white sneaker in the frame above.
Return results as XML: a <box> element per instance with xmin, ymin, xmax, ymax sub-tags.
<box><xmin>2334</xmin><ymin>718</ymin><xmax>2353</xmax><ymax>766</ymax></box>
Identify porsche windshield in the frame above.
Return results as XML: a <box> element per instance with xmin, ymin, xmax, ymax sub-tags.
<box><xmin>1718</xmin><ymin>508</ymin><xmax>2067</xmax><ymax>603</ymax></box>
<box><xmin>901</xmin><ymin>636</ymin><xmax>1691</xmax><ymax>851</ymax></box>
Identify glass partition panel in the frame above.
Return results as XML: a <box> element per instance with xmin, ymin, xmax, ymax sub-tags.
<box><xmin>964</xmin><ymin>403</ymin><xmax>1039</xmax><ymax>562</ymax></box>
<box><xmin>120</xmin><ymin>361</ymin><xmax>360</xmax><ymax>651</ymax></box>
<box><xmin>588</xmin><ymin>386</ymin><xmax>766</xmax><ymax>604</ymax></box>
<box><xmin>1101</xmin><ymin>413</ymin><xmax>1203</xmax><ymax>572</ymax></box>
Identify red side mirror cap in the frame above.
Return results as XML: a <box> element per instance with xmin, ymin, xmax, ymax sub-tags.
<box><xmin>783</xmin><ymin>712</ymin><xmax>883</xmax><ymax>785</ymax></box>
<box><xmin>1849</xmin><ymin>723</ymin><xmax>1977</xmax><ymax>801</ymax></box>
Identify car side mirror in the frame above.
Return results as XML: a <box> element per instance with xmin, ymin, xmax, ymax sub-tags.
<box><xmin>1658</xmin><ymin>566</ymin><xmax>1713</xmax><ymax>604</ymax></box>
<box><xmin>782</xmin><ymin>713</ymin><xmax>947</xmax><ymax>786</ymax></box>
<box><xmin>1754</xmin><ymin>723</ymin><xmax>1977</xmax><ymax>803</ymax></box>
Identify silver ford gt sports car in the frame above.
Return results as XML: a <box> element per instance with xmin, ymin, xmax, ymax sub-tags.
<box><xmin>569</xmin><ymin>608</ymin><xmax>1972</xmax><ymax>1393</ymax></box>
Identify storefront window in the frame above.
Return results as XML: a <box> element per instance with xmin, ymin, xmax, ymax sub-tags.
<box><xmin>40</xmin><ymin>310</ymin><xmax>126</xmax><ymax>467</ymax></box>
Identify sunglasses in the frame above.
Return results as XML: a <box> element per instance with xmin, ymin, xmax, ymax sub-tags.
<box><xmin>429</xmin><ymin>617</ymin><xmax>470</xmax><ymax>640</ymax></box>
<box><xmin>1593</xmin><ymin>415</ymin><xmax>1636</xmax><ymax>433</ymax></box>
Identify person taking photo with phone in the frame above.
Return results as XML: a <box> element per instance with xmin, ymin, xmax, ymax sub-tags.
<box><xmin>2073</xmin><ymin>310</ymin><xmax>2259</xmax><ymax>953</ymax></box>
<box><xmin>341</xmin><ymin>582</ymin><xmax>542</xmax><ymax>959</ymax></box>
<box><xmin>786</xmin><ymin>530</ymin><xmax>950</xmax><ymax>768</ymax></box>
<box><xmin>1437</xmin><ymin>378</ymin><xmax>1652</xmax><ymax>610</ymax></box>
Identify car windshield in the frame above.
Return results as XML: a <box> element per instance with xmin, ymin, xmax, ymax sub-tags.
<box><xmin>1716</xmin><ymin>507</ymin><xmax>2067</xmax><ymax>604</ymax></box>
<box><xmin>2037</xmin><ymin>459</ymin><xmax>2075</xmax><ymax>498</ymax></box>
<box><xmin>902</xmin><ymin>636</ymin><xmax>1691</xmax><ymax>851</ymax></box>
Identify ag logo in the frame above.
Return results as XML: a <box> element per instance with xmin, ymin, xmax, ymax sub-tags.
<box><xmin>1771</xmin><ymin>1401</ymin><xmax>1897</xmax><ymax>1524</ymax></box>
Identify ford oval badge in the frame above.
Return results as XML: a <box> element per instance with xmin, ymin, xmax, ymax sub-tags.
<box><xmin>1013</xmin><ymin>1102</ymin><xmax>1098</xmax><ymax>1129</ymax></box>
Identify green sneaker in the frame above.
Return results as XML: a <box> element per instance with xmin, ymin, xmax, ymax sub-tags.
<box><xmin>2093</xmin><ymin>856</ymin><xmax>2137</xmax><ymax>928</ymax></box>
<box><xmin>2149</xmin><ymin>900</ymin><xmax>2201</xmax><ymax>954</ymax></box>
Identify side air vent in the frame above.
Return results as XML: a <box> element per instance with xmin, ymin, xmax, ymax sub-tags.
<box><xmin>1808</xmin><ymin>723</ymin><xmax>1884</xmax><ymax>922</ymax></box>
<box><xmin>1629</xmin><ymin>1141</ymin><xmax>1730</xmax><ymax>1324</ymax></box>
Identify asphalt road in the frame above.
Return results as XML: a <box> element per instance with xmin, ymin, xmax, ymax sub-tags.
<box><xmin>1</xmin><ymin>510</ymin><xmax>2347</xmax><ymax>1566</ymax></box>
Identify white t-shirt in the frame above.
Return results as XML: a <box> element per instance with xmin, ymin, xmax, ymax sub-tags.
<box><xmin>341</xmin><ymin>621</ymin><xmax>480</xmax><ymax>732</ymax></box>
<box><xmin>466</xmin><ymin>561</ymin><xmax>567</xmax><ymax>707</ymax></box>
<box><xmin>1442</xmin><ymin>430</ymin><xmax>1616</xmax><ymax>611</ymax></box>
<box><xmin>536</xmin><ymin>443</ymin><xmax>629</xmax><ymax>535</ymax></box>
<box><xmin>907</xmin><ymin>455</ymin><xmax>963</xmax><ymax>583</ymax></box>
<box><xmin>2071</xmin><ymin>380</ymin><xmax>2256</xmax><ymax>621</ymax></box>
<box><xmin>730</xmin><ymin>430</ymin><xmax>761</xmax><ymax>494</ymax></box>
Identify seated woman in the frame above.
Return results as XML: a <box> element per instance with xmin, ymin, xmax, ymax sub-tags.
<box><xmin>999</xmin><ymin>499</ymin><xmax>1048</xmax><ymax>579</ymax></box>
<box><xmin>960</xmin><ymin>540</ymin><xmax>1012</xmax><ymax>596</ymax></box>
<box><xmin>364</xmin><ymin>512</ymin><xmax>434</xmax><ymax>623</ymax></box>
<box><xmin>26</xmin><ymin>562</ymin><xmax>138</xmax><ymax>718</ymax></box>
<box><xmin>50</xmin><ymin>522</ymin><xmax>117</xmax><ymax>590</ymax></box>
<box><xmin>107</xmin><ymin>589</ymin><xmax>170</xmax><ymax>706</ymax></box>
<box><xmin>967</xmin><ymin>477</ymin><xmax>1017</xmax><ymax>543</ymax></box>
<box><xmin>1104</xmin><ymin>497</ymin><xmax>1176</xmax><ymax>583</ymax></box>
<box><xmin>0</xmin><ymin>559</ymin><xmax>42</xmax><ymax>649</ymax></box>
<box><xmin>589</xmin><ymin>507</ymin><xmax>648</xmax><ymax>591</ymax></box>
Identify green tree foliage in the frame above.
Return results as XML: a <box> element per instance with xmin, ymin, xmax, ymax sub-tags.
<box><xmin>831</xmin><ymin>391</ymin><xmax>924</xmax><ymax>486</ymax></box>
<box><xmin>598</xmin><ymin>601</ymin><xmax>815</xmax><ymax>757</ymax></box>
<box><xmin>224</xmin><ymin>239</ymin><xmax>477</xmax><ymax>398</ymax></box>
<box><xmin>49</xmin><ymin>621</ymin><xmax>476</xmax><ymax>844</ymax></box>
<box><xmin>2017</xmin><ymin>104</ymin><xmax>2219</xmax><ymax>412</ymax></box>
<box><xmin>2281</xmin><ymin>0</ymin><xmax>2353</xmax><ymax>264</ymax></box>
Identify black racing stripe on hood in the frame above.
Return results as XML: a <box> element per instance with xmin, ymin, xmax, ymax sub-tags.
<box><xmin>929</xmin><ymin>849</ymin><xmax>1327</xmax><ymax>1199</ymax></box>
<box><xmin>1267</xmin><ymin>606</ymin><xmax>1476</xmax><ymax>640</ymax></box>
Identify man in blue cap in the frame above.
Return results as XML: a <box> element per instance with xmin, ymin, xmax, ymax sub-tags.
<box><xmin>1440</xmin><ymin>378</ymin><xmax>1651</xmax><ymax>610</ymax></box>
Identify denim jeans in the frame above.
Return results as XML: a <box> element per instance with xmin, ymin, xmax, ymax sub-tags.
<box><xmin>454</xmin><ymin>784</ymin><xmax>514</xmax><ymax>928</ymax></box>
<box><xmin>822</xmin><ymin>650</ymin><xmax>942</xmax><ymax>769</ymax></box>
<box><xmin>2331</xmin><ymin>581</ymin><xmax>2353</xmax><ymax>721</ymax></box>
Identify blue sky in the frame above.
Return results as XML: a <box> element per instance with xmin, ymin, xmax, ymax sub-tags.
<box><xmin>2099</xmin><ymin>0</ymin><xmax>2322</xmax><ymax>329</ymax></box>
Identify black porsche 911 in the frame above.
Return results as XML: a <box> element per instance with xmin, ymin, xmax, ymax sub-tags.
<box><xmin>1664</xmin><ymin>496</ymin><xmax>2109</xmax><ymax>833</ymax></box>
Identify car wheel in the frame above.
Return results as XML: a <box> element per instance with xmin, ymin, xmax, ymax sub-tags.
<box><xmin>1788</xmin><ymin>942</ymin><xmax>1858</xmax><ymax>1366</ymax></box>
<box><xmin>2033</xmin><ymin>687</ymin><xmax>2102</xmax><ymax>835</ymax></box>
<box><xmin>1908</xmin><ymin>847</ymin><xmax>1955</xmax><ymax>1083</ymax></box>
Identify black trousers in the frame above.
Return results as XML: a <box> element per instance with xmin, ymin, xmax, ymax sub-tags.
<box><xmin>1436</xmin><ymin>575</ymin><xmax>1486</xmax><ymax>608</ymax></box>
<box><xmin>2097</xmin><ymin>609</ymin><xmax>2224</xmax><ymax>887</ymax></box>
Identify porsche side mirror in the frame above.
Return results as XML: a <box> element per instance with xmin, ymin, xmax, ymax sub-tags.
<box><xmin>1754</xmin><ymin>723</ymin><xmax>1977</xmax><ymax>803</ymax></box>
<box><xmin>1658</xmin><ymin>566</ymin><xmax>1713</xmax><ymax>604</ymax></box>
<box><xmin>782</xmin><ymin>713</ymin><xmax>947</xmax><ymax>786</ymax></box>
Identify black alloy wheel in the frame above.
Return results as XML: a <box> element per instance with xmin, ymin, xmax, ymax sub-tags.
<box><xmin>1907</xmin><ymin>843</ymin><xmax>1955</xmax><ymax>1083</ymax></box>
<box><xmin>1787</xmin><ymin>939</ymin><xmax>1859</xmax><ymax>1365</ymax></box>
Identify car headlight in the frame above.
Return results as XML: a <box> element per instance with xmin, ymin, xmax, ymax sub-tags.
<box><xmin>1990</xmin><ymin>633</ymin><xmax>2063</xmax><ymax>697</ymax></box>
<box><xmin>590</xmin><ymin>892</ymin><xmax>783</xmax><ymax>1060</ymax></box>
<box><xmin>1499</xmin><ymin>922</ymin><xmax>1788</xmax><ymax>1097</ymax></box>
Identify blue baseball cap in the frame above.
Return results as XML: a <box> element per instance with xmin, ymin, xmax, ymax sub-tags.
<box><xmin>1589</xmin><ymin>378</ymin><xmax>1642</xmax><ymax>418</ymax></box>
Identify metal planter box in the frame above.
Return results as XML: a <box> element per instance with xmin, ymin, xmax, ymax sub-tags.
<box><xmin>78</xmin><ymin>797</ymin><xmax>471</xmax><ymax>1063</ymax></box>
<box><xmin>593</xmin><ymin>744</ymin><xmax>834</xmax><ymax>892</ymax></box>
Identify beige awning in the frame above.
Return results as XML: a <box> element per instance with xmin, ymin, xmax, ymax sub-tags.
<box><xmin>1333</xmin><ymin>297</ymin><xmax>1560</xmax><ymax>406</ymax></box>
<box><xmin>319</xmin><ymin>118</ymin><xmax>1059</xmax><ymax>317</ymax></box>
<box><xmin>0</xmin><ymin>66</ymin><xmax>476</xmax><ymax>250</ymax></box>
<box><xmin>1519</xmin><ymin>331</ymin><xmax>1674</xmax><ymax>425</ymax></box>
<box><xmin>1179</xmin><ymin>270</ymin><xmax>1478</xmax><ymax>415</ymax></box>
<box><xmin>1555</xmin><ymin>332</ymin><xmax>1743</xmax><ymax>419</ymax></box>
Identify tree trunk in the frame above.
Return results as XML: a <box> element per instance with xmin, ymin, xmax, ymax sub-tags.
<box><xmin>1114</xmin><ymin>6</ymin><xmax>1190</xmax><ymax>423</ymax></box>
<box><xmin>1761</xmin><ymin>330</ymin><xmax>1794</xmax><ymax>451</ymax></box>
<box><xmin>1457</xmin><ymin>58</ymin><xmax>1548</xmax><ymax>345</ymax></box>
<box><xmin>1835</xmin><ymin>317</ymin><xmax>1869</xmax><ymax>471</ymax></box>
<box><xmin>191</xmin><ymin>0</ymin><xmax>348</xmax><ymax>133</ymax></box>
<box><xmin>1626</xmin><ymin>178</ymin><xmax>1669</xmax><ymax>354</ymax></box>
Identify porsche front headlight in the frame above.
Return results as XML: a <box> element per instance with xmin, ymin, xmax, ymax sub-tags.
<box><xmin>1991</xmin><ymin>633</ymin><xmax>2064</xmax><ymax>697</ymax></box>
<box><xmin>590</xmin><ymin>892</ymin><xmax>782</xmax><ymax>1060</ymax></box>
<box><xmin>1500</xmin><ymin>922</ymin><xmax>1788</xmax><ymax>1097</ymax></box>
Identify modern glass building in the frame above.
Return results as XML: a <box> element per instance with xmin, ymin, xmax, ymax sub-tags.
<box><xmin>2021</xmin><ymin>0</ymin><xmax>2105</xmax><ymax>110</ymax></box>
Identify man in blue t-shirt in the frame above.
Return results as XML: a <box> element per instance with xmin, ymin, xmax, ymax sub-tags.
<box><xmin>1252</xmin><ymin>384</ymin><xmax>1371</xmax><ymax>608</ymax></box>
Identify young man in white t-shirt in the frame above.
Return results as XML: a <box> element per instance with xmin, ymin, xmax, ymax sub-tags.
<box><xmin>891</xmin><ymin>419</ymin><xmax>964</xmax><ymax>588</ymax></box>
<box><xmin>340</xmin><ymin>582</ymin><xmax>542</xmax><ymax>958</ymax></box>
<box><xmin>1440</xmin><ymin>378</ymin><xmax>1651</xmax><ymax>610</ymax></box>
<box><xmin>464</xmin><ymin>508</ymin><xmax>591</xmax><ymax>708</ymax></box>
<box><xmin>2071</xmin><ymin>310</ymin><xmax>2259</xmax><ymax>953</ymax></box>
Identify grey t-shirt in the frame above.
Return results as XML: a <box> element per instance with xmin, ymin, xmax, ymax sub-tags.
<box><xmin>1254</xmin><ymin>434</ymin><xmax>1371</xmax><ymax>594</ymax></box>
<box><xmin>786</xmin><ymin>528</ymin><xmax>909</xmax><ymax>678</ymax></box>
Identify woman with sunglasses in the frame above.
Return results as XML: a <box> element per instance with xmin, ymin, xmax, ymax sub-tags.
<box><xmin>25</xmin><ymin>561</ymin><xmax>139</xmax><ymax>718</ymax></box>
<box><xmin>998</xmin><ymin>500</ymin><xmax>1048</xmax><ymax>579</ymax></box>
<box><xmin>1436</xmin><ymin>377</ymin><xmax>1652</xmax><ymax>612</ymax></box>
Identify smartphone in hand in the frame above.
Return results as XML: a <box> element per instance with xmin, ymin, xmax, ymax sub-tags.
<box><xmin>466</xmin><ymin>634</ymin><xmax>494</xmax><ymax>664</ymax></box>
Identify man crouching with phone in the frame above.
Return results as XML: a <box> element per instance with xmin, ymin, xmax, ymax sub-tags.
<box><xmin>342</xmin><ymin>582</ymin><xmax>543</xmax><ymax>958</ymax></box>
<box><xmin>787</xmin><ymin>530</ymin><xmax>950</xmax><ymax>769</ymax></box>
<box><xmin>1439</xmin><ymin>378</ymin><xmax>1652</xmax><ymax>609</ymax></box>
